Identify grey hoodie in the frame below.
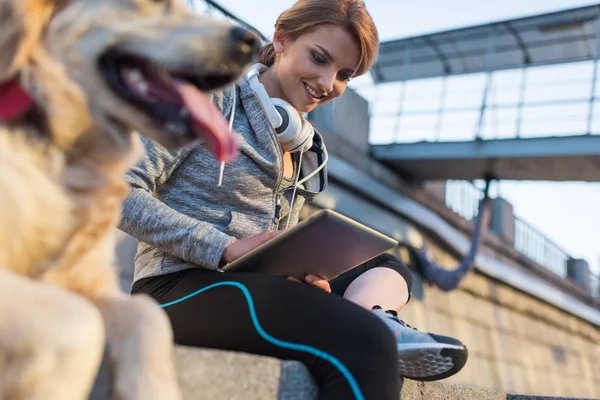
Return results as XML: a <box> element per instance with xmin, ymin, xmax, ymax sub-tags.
<box><xmin>119</xmin><ymin>75</ymin><xmax>328</xmax><ymax>284</ymax></box>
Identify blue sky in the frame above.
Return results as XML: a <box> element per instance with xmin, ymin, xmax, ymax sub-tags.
<box><xmin>196</xmin><ymin>0</ymin><xmax>600</xmax><ymax>275</ymax></box>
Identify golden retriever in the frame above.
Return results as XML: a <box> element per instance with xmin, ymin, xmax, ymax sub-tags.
<box><xmin>0</xmin><ymin>0</ymin><xmax>259</xmax><ymax>398</ymax></box>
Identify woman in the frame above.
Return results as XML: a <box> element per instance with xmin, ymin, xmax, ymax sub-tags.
<box><xmin>120</xmin><ymin>1</ymin><xmax>467</xmax><ymax>399</ymax></box>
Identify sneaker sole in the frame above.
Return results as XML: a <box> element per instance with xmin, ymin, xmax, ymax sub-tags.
<box><xmin>396</xmin><ymin>343</ymin><xmax>468</xmax><ymax>381</ymax></box>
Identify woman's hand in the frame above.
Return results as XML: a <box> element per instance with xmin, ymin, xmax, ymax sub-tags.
<box><xmin>221</xmin><ymin>230</ymin><xmax>285</xmax><ymax>264</ymax></box>
<box><xmin>288</xmin><ymin>275</ymin><xmax>331</xmax><ymax>293</ymax></box>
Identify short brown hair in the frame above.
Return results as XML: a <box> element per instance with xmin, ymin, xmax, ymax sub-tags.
<box><xmin>258</xmin><ymin>0</ymin><xmax>379</xmax><ymax>78</ymax></box>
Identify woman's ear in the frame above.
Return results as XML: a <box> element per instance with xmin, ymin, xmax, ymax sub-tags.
<box><xmin>273</xmin><ymin>29</ymin><xmax>286</xmax><ymax>54</ymax></box>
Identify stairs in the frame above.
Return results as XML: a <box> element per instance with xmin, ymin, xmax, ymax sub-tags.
<box><xmin>90</xmin><ymin>345</ymin><xmax>597</xmax><ymax>400</ymax></box>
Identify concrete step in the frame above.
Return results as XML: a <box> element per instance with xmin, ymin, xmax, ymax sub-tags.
<box><xmin>90</xmin><ymin>345</ymin><xmax>318</xmax><ymax>400</ymax></box>
<box><xmin>90</xmin><ymin>345</ymin><xmax>597</xmax><ymax>400</ymax></box>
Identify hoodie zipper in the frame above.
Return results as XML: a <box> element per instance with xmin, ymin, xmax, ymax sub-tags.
<box><xmin>238</xmin><ymin>78</ymin><xmax>284</xmax><ymax>230</ymax></box>
<box><xmin>275</xmin><ymin>196</ymin><xmax>281</xmax><ymax>226</ymax></box>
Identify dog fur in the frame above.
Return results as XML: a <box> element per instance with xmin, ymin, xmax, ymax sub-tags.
<box><xmin>0</xmin><ymin>0</ymin><xmax>255</xmax><ymax>399</ymax></box>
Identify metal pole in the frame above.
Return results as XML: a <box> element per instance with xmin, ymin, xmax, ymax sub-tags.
<box><xmin>394</xmin><ymin>84</ymin><xmax>407</xmax><ymax>142</ymax></box>
<box><xmin>368</xmin><ymin>84</ymin><xmax>379</xmax><ymax>143</ymax></box>
<box><xmin>515</xmin><ymin>67</ymin><xmax>528</xmax><ymax>138</ymax></box>
<box><xmin>435</xmin><ymin>76</ymin><xmax>448</xmax><ymax>141</ymax></box>
<box><xmin>587</xmin><ymin>15</ymin><xmax>600</xmax><ymax>134</ymax></box>
<box><xmin>394</xmin><ymin>42</ymin><xmax>413</xmax><ymax>142</ymax></box>
<box><xmin>491</xmin><ymin>78</ymin><xmax>498</xmax><ymax>138</ymax></box>
<box><xmin>203</xmin><ymin>0</ymin><xmax>268</xmax><ymax>42</ymax></box>
<box><xmin>369</xmin><ymin>85</ymin><xmax>380</xmax><ymax>118</ymax></box>
<box><xmin>476</xmin><ymin>28</ymin><xmax>498</xmax><ymax>140</ymax></box>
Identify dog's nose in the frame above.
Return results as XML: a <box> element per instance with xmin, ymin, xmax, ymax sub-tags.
<box><xmin>230</xmin><ymin>26</ymin><xmax>260</xmax><ymax>56</ymax></box>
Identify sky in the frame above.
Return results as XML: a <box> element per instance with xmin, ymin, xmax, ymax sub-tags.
<box><xmin>196</xmin><ymin>0</ymin><xmax>600</xmax><ymax>275</ymax></box>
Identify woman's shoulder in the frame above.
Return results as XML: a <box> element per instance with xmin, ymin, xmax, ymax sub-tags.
<box><xmin>208</xmin><ymin>84</ymin><xmax>236</xmax><ymax>116</ymax></box>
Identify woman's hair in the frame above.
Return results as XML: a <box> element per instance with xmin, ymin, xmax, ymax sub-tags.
<box><xmin>257</xmin><ymin>0</ymin><xmax>379</xmax><ymax>78</ymax></box>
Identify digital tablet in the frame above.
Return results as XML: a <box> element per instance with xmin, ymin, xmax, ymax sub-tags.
<box><xmin>222</xmin><ymin>209</ymin><xmax>398</xmax><ymax>280</ymax></box>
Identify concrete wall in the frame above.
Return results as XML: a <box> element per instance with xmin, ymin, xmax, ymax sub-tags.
<box><xmin>407</xmin><ymin>266</ymin><xmax>600</xmax><ymax>398</ymax></box>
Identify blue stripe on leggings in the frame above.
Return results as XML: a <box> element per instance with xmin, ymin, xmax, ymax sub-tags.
<box><xmin>159</xmin><ymin>281</ymin><xmax>365</xmax><ymax>400</ymax></box>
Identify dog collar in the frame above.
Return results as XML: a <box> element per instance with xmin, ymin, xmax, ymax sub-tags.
<box><xmin>0</xmin><ymin>80</ymin><xmax>35</xmax><ymax>122</ymax></box>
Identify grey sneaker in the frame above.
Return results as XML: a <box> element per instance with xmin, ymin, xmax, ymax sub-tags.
<box><xmin>371</xmin><ymin>306</ymin><xmax>468</xmax><ymax>381</ymax></box>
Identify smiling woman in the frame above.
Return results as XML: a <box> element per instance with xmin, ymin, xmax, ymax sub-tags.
<box><xmin>257</xmin><ymin>0</ymin><xmax>379</xmax><ymax>113</ymax></box>
<box><xmin>258</xmin><ymin>24</ymin><xmax>361</xmax><ymax>113</ymax></box>
<box><xmin>121</xmin><ymin>1</ymin><xmax>466</xmax><ymax>399</ymax></box>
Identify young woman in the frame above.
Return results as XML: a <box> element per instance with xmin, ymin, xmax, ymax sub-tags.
<box><xmin>120</xmin><ymin>1</ymin><xmax>467</xmax><ymax>399</ymax></box>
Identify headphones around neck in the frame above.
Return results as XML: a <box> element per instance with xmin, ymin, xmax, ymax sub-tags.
<box><xmin>246</xmin><ymin>63</ymin><xmax>314</xmax><ymax>154</ymax></box>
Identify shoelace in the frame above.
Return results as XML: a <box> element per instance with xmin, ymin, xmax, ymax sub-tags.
<box><xmin>372</xmin><ymin>305</ymin><xmax>418</xmax><ymax>330</ymax></box>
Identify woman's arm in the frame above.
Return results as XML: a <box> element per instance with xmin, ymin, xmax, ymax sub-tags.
<box><xmin>118</xmin><ymin>137</ymin><xmax>235</xmax><ymax>270</ymax></box>
<box><xmin>119</xmin><ymin>87</ymin><xmax>240</xmax><ymax>269</ymax></box>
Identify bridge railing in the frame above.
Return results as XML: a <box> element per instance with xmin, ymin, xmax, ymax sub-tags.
<box><xmin>349</xmin><ymin>61</ymin><xmax>600</xmax><ymax>144</ymax></box>
<box><xmin>445</xmin><ymin>180</ymin><xmax>600</xmax><ymax>299</ymax></box>
<box><xmin>514</xmin><ymin>216</ymin><xmax>570</xmax><ymax>278</ymax></box>
<box><xmin>591</xmin><ymin>272</ymin><xmax>600</xmax><ymax>298</ymax></box>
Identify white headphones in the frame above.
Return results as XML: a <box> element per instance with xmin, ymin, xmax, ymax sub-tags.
<box><xmin>216</xmin><ymin>64</ymin><xmax>328</xmax><ymax>230</ymax></box>
<box><xmin>246</xmin><ymin>63</ymin><xmax>314</xmax><ymax>154</ymax></box>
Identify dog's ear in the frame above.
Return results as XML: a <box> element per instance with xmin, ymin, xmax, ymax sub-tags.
<box><xmin>0</xmin><ymin>0</ymin><xmax>58</xmax><ymax>82</ymax></box>
<box><xmin>0</xmin><ymin>0</ymin><xmax>26</xmax><ymax>82</ymax></box>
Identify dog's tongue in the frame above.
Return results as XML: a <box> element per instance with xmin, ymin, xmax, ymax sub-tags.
<box><xmin>173</xmin><ymin>80</ymin><xmax>238</xmax><ymax>162</ymax></box>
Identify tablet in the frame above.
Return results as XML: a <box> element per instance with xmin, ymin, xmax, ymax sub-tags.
<box><xmin>222</xmin><ymin>209</ymin><xmax>398</xmax><ymax>280</ymax></box>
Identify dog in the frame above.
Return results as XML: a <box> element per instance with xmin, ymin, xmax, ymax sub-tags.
<box><xmin>0</xmin><ymin>0</ymin><xmax>259</xmax><ymax>398</ymax></box>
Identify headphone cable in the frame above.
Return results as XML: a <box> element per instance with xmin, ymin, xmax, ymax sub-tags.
<box><xmin>218</xmin><ymin>83</ymin><xmax>237</xmax><ymax>187</ymax></box>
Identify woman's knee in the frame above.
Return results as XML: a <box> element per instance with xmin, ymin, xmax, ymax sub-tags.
<box><xmin>333</xmin><ymin>303</ymin><xmax>398</xmax><ymax>369</ymax></box>
<box><xmin>372</xmin><ymin>253</ymin><xmax>414</xmax><ymax>293</ymax></box>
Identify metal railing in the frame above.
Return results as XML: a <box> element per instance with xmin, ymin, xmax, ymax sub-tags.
<box><xmin>188</xmin><ymin>0</ymin><xmax>268</xmax><ymax>41</ymax></box>
<box><xmin>591</xmin><ymin>272</ymin><xmax>600</xmax><ymax>297</ymax></box>
<box><xmin>514</xmin><ymin>217</ymin><xmax>569</xmax><ymax>278</ymax></box>
<box><xmin>444</xmin><ymin>181</ymin><xmax>600</xmax><ymax>298</ymax></box>
<box><xmin>445</xmin><ymin>180</ymin><xmax>484</xmax><ymax>222</ymax></box>
<box><xmin>350</xmin><ymin>61</ymin><xmax>600</xmax><ymax>144</ymax></box>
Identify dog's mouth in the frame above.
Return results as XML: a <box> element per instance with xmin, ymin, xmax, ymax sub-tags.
<box><xmin>99</xmin><ymin>51</ymin><xmax>238</xmax><ymax>161</ymax></box>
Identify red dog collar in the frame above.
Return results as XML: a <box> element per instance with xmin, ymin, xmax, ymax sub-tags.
<box><xmin>0</xmin><ymin>80</ymin><xmax>35</xmax><ymax>122</ymax></box>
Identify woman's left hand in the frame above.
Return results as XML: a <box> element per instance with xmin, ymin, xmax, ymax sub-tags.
<box><xmin>288</xmin><ymin>275</ymin><xmax>331</xmax><ymax>293</ymax></box>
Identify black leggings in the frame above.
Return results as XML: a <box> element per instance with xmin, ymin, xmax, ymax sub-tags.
<box><xmin>132</xmin><ymin>255</ymin><xmax>413</xmax><ymax>400</ymax></box>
